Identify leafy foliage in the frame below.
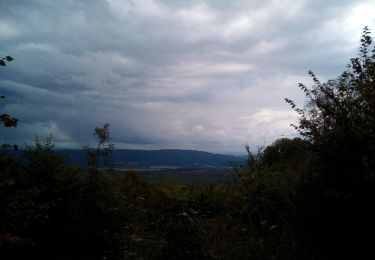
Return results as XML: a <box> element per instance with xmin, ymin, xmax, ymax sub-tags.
<box><xmin>285</xmin><ymin>26</ymin><xmax>375</xmax><ymax>259</ymax></box>
<box><xmin>0</xmin><ymin>55</ymin><xmax>18</xmax><ymax>129</ymax></box>
<box><xmin>83</xmin><ymin>123</ymin><xmax>115</xmax><ymax>168</ymax></box>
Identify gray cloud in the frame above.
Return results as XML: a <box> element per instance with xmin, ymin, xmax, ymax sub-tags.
<box><xmin>1</xmin><ymin>0</ymin><xmax>375</xmax><ymax>154</ymax></box>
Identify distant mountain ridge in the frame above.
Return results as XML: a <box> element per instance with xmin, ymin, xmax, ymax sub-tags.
<box><xmin>53</xmin><ymin>149</ymin><xmax>245</xmax><ymax>168</ymax></box>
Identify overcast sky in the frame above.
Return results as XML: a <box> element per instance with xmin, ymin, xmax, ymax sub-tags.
<box><xmin>1</xmin><ymin>0</ymin><xmax>374</xmax><ymax>154</ymax></box>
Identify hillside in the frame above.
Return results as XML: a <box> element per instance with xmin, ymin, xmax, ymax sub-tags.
<box><xmin>54</xmin><ymin>149</ymin><xmax>245</xmax><ymax>168</ymax></box>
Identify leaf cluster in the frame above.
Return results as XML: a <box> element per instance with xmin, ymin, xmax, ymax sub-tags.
<box><xmin>0</xmin><ymin>55</ymin><xmax>18</xmax><ymax>129</ymax></box>
<box><xmin>83</xmin><ymin>123</ymin><xmax>115</xmax><ymax>168</ymax></box>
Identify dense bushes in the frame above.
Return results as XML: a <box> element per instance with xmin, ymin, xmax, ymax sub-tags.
<box><xmin>0</xmin><ymin>140</ymin><xmax>205</xmax><ymax>259</ymax></box>
<box><xmin>285</xmin><ymin>27</ymin><xmax>375</xmax><ymax>259</ymax></box>
<box><xmin>0</xmin><ymin>138</ymin><xmax>110</xmax><ymax>259</ymax></box>
<box><xmin>0</xmin><ymin>137</ymin><xmax>308</xmax><ymax>259</ymax></box>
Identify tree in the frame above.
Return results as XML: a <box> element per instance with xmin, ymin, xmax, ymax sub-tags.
<box><xmin>286</xmin><ymin>26</ymin><xmax>374</xmax><ymax>153</ymax></box>
<box><xmin>1</xmin><ymin>55</ymin><xmax>18</xmax><ymax>128</ymax></box>
<box><xmin>1</xmin><ymin>55</ymin><xmax>18</xmax><ymax>151</ymax></box>
<box><xmin>286</xmin><ymin>27</ymin><xmax>375</xmax><ymax>258</ymax></box>
<box><xmin>83</xmin><ymin>123</ymin><xmax>114</xmax><ymax>168</ymax></box>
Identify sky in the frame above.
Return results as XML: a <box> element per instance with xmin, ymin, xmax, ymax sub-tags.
<box><xmin>1</xmin><ymin>0</ymin><xmax>375</xmax><ymax>155</ymax></box>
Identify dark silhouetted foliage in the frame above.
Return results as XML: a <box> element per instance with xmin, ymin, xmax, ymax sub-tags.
<box><xmin>286</xmin><ymin>26</ymin><xmax>375</xmax><ymax>259</ymax></box>
<box><xmin>1</xmin><ymin>55</ymin><xmax>18</xmax><ymax>129</ymax></box>
<box><xmin>83</xmin><ymin>123</ymin><xmax>115</xmax><ymax>168</ymax></box>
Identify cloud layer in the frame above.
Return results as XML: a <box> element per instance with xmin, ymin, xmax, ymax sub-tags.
<box><xmin>1</xmin><ymin>0</ymin><xmax>375</xmax><ymax>154</ymax></box>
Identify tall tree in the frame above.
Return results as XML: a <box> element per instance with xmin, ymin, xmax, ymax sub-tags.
<box><xmin>84</xmin><ymin>123</ymin><xmax>114</xmax><ymax>168</ymax></box>
<box><xmin>286</xmin><ymin>27</ymin><xmax>375</xmax><ymax>258</ymax></box>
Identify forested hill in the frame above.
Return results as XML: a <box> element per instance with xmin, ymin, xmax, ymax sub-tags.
<box><xmin>52</xmin><ymin>149</ymin><xmax>245</xmax><ymax>168</ymax></box>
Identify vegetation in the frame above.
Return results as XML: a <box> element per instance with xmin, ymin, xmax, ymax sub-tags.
<box><xmin>83</xmin><ymin>123</ymin><xmax>115</xmax><ymax>168</ymax></box>
<box><xmin>1</xmin><ymin>27</ymin><xmax>374</xmax><ymax>259</ymax></box>
<box><xmin>1</xmin><ymin>55</ymin><xmax>18</xmax><ymax>129</ymax></box>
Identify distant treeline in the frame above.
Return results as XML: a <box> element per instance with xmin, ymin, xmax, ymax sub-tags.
<box><xmin>4</xmin><ymin>149</ymin><xmax>245</xmax><ymax>168</ymax></box>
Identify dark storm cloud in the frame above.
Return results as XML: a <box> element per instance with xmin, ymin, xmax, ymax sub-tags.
<box><xmin>1</xmin><ymin>0</ymin><xmax>374</xmax><ymax>153</ymax></box>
